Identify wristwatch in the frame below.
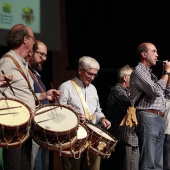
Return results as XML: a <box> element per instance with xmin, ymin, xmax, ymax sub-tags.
<box><xmin>162</xmin><ymin>70</ymin><xmax>170</xmax><ymax>76</ymax></box>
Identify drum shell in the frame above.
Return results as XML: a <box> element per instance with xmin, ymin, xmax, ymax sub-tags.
<box><xmin>85</xmin><ymin>122</ymin><xmax>118</xmax><ymax>159</ymax></box>
<box><xmin>60</xmin><ymin>123</ymin><xmax>89</xmax><ymax>158</ymax></box>
<box><xmin>0</xmin><ymin>98</ymin><xmax>31</xmax><ymax>148</ymax></box>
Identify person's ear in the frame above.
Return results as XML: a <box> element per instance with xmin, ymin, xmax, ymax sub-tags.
<box><xmin>141</xmin><ymin>51</ymin><xmax>147</xmax><ymax>59</ymax></box>
<box><xmin>122</xmin><ymin>75</ymin><xmax>127</xmax><ymax>82</ymax></box>
<box><xmin>27</xmin><ymin>51</ymin><xmax>33</xmax><ymax>58</ymax></box>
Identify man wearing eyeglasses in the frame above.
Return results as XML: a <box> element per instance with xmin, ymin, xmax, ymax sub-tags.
<box><xmin>26</xmin><ymin>40</ymin><xmax>49</xmax><ymax>170</ymax></box>
<box><xmin>58</xmin><ymin>56</ymin><xmax>111</xmax><ymax>170</ymax></box>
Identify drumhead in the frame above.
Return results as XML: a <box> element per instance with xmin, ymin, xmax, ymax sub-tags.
<box><xmin>0</xmin><ymin>98</ymin><xmax>30</xmax><ymax>126</ymax></box>
<box><xmin>86</xmin><ymin>123</ymin><xmax>114</xmax><ymax>141</ymax></box>
<box><xmin>34</xmin><ymin>105</ymin><xmax>79</xmax><ymax>132</ymax></box>
<box><xmin>77</xmin><ymin>125</ymin><xmax>87</xmax><ymax>140</ymax></box>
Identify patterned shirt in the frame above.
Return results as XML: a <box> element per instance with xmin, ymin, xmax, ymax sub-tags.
<box><xmin>107</xmin><ymin>83</ymin><xmax>138</xmax><ymax>146</ymax></box>
<box><xmin>58</xmin><ymin>77</ymin><xmax>105</xmax><ymax>124</ymax></box>
<box><xmin>130</xmin><ymin>62</ymin><xmax>170</xmax><ymax>112</ymax></box>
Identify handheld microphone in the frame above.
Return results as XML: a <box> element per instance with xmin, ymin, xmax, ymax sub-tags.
<box><xmin>157</xmin><ymin>60</ymin><xmax>166</xmax><ymax>64</ymax></box>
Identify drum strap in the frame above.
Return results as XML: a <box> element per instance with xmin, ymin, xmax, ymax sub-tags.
<box><xmin>3</xmin><ymin>55</ymin><xmax>40</xmax><ymax>105</ymax></box>
<box><xmin>71</xmin><ymin>79</ymin><xmax>95</xmax><ymax>122</ymax></box>
<box><xmin>28</xmin><ymin>68</ymin><xmax>45</xmax><ymax>93</ymax></box>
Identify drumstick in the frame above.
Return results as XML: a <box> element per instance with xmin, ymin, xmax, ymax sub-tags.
<box><xmin>37</xmin><ymin>118</ymin><xmax>55</xmax><ymax>123</ymax></box>
<box><xmin>1</xmin><ymin>70</ymin><xmax>15</xmax><ymax>96</ymax></box>
<box><xmin>0</xmin><ymin>112</ymin><xmax>18</xmax><ymax>115</ymax></box>
<box><xmin>0</xmin><ymin>106</ymin><xmax>22</xmax><ymax>111</ymax></box>
<box><xmin>50</xmin><ymin>83</ymin><xmax>62</xmax><ymax>109</ymax></box>
<box><xmin>35</xmin><ymin>106</ymin><xmax>59</xmax><ymax>116</ymax></box>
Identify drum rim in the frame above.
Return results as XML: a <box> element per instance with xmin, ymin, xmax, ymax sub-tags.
<box><xmin>32</xmin><ymin>104</ymin><xmax>80</xmax><ymax>134</ymax></box>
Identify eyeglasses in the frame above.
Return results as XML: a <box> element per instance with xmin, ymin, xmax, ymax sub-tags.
<box><xmin>35</xmin><ymin>50</ymin><xmax>48</xmax><ymax>59</ymax></box>
<box><xmin>27</xmin><ymin>35</ymin><xmax>35</xmax><ymax>42</ymax></box>
<box><xmin>81</xmin><ymin>68</ymin><xmax>98</xmax><ymax>78</ymax></box>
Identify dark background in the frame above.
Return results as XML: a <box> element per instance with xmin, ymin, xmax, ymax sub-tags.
<box><xmin>65</xmin><ymin>0</ymin><xmax>170</xmax><ymax>114</ymax></box>
<box><xmin>66</xmin><ymin>0</ymin><xmax>170</xmax><ymax>69</ymax></box>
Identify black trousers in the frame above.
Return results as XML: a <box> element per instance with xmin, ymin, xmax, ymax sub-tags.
<box><xmin>3</xmin><ymin>138</ymin><xmax>32</xmax><ymax>170</ymax></box>
<box><xmin>163</xmin><ymin>134</ymin><xmax>170</xmax><ymax>170</ymax></box>
<box><xmin>105</xmin><ymin>142</ymin><xmax>139</xmax><ymax>170</ymax></box>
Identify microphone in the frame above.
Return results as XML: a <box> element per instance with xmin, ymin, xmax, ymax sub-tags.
<box><xmin>157</xmin><ymin>60</ymin><xmax>166</xmax><ymax>64</ymax></box>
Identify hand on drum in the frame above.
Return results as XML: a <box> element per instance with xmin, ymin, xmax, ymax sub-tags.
<box><xmin>78</xmin><ymin>114</ymin><xmax>87</xmax><ymax>121</ymax></box>
<box><xmin>0</xmin><ymin>74</ymin><xmax>13</xmax><ymax>87</ymax></box>
<box><xmin>40</xmin><ymin>89</ymin><xmax>61</xmax><ymax>101</ymax></box>
<box><xmin>101</xmin><ymin>118</ymin><xmax>111</xmax><ymax>130</ymax></box>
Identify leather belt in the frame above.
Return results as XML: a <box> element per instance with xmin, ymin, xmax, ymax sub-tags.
<box><xmin>138</xmin><ymin>109</ymin><xmax>165</xmax><ymax>117</ymax></box>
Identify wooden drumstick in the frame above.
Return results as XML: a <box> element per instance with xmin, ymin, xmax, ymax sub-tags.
<box><xmin>0</xmin><ymin>106</ymin><xmax>21</xmax><ymax>111</ymax></box>
<box><xmin>50</xmin><ymin>83</ymin><xmax>62</xmax><ymax>109</ymax></box>
<box><xmin>35</xmin><ymin>106</ymin><xmax>58</xmax><ymax>116</ymax></box>
<box><xmin>1</xmin><ymin>70</ymin><xmax>15</xmax><ymax>96</ymax></box>
<box><xmin>0</xmin><ymin>112</ymin><xmax>18</xmax><ymax>115</ymax></box>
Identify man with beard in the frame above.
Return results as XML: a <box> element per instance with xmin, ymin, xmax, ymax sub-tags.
<box><xmin>26</xmin><ymin>40</ymin><xmax>49</xmax><ymax>170</ymax></box>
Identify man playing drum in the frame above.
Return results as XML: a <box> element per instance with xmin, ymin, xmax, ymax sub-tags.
<box><xmin>0</xmin><ymin>74</ymin><xmax>13</xmax><ymax>170</ymax></box>
<box><xmin>0</xmin><ymin>24</ymin><xmax>61</xmax><ymax>170</ymax></box>
<box><xmin>58</xmin><ymin>56</ymin><xmax>111</xmax><ymax>170</ymax></box>
<box><xmin>26</xmin><ymin>40</ymin><xmax>50</xmax><ymax>170</ymax></box>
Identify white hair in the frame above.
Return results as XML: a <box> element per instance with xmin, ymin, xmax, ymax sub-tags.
<box><xmin>117</xmin><ymin>65</ymin><xmax>133</xmax><ymax>82</ymax></box>
<box><xmin>78</xmin><ymin>56</ymin><xmax>100</xmax><ymax>70</ymax></box>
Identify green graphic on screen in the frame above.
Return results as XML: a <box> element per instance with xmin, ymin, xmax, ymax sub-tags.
<box><xmin>0</xmin><ymin>0</ymin><xmax>40</xmax><ymax>33</ymax></box>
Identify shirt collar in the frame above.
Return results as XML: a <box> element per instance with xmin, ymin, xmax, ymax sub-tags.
<box><xmin>138</xmin><ymin>62</ymin><xmax>152</xmax><ymax>73</ymax></box>
<box><xmin>10</xmin><ymin>50</ymin><xmax>28</xmax><ymax>67</ymax></box>
<box><xmin>74</xmin><ymin>76</ymin><xmax>87</xmax><ymax>88</ymax></box>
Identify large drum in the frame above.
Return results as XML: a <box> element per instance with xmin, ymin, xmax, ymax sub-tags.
<box><xmin>60</xmin><ymin>123</ymin><xmax>89</xmax><ymax>158</ymax></box>
<box><xmin>32</xmin><ymin>104</ymin><xmax>79</xmax><ymax>151</ymax></box>
<box><xmin>0</xmin><ymin>98</ymin><xmax>31</xmax><ymax>148</ymax></box>
<box><xmin>85</xmin><ymin>122</ymin><xmax>118</xmax><ymax>159</ymax></box>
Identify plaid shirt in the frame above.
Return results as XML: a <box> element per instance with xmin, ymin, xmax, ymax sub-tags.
<box><xmin>130</xmin><ymin>62</ymin><xmax>170</xmax><ymax>112</ymax></box>
<box><xmin>107</xmin><ymin>83</ymin><xmax>138</xmax><ymax>147</ymax></box>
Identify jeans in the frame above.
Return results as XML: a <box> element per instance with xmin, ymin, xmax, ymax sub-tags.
<box><xmin>136</xmin><ymin>110</ymin><xmax>165</xmax><ymax>170</ymax></box>
<box><xmin>31</xmin><ymin>141</ymin><xmax>49</xmax><ymax>170</ymax></box>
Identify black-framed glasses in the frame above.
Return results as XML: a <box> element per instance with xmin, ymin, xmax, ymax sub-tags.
<box><xmin>81</xmin><ymin>67</ymin><xmax>98</xmax><ymax>78</ymax></box>
<box><xmin>35</xmin><ymin>50</ymin><xmax>47</xmax><ymax>59</ymax></box>
<box><xmin>27</xmin><ymin>35</ymin><xmax>35</xmax><ymax>42</ymax></box>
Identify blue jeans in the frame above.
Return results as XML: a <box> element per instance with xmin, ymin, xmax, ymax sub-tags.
<box><xmin>136</xmin><ymin>110</ymin><xmax>165</xmax><ymax>170</ymax></box>
<box><xmin>31</xmin><ymin>140</ymin><xmax>49</xmax><ymax>170</ymax></box>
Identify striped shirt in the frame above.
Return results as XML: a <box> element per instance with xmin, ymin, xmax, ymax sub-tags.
<box><xmin>58</xmin><ymin>77</ymin><xmax>105</xmax><ymax>124</ymax></box>
<box><xmin>130</xmin><ymin>62</ymin><xmax>170</xmax><ymax>112</ymax></box>
<box><xmin>107</xmin><ymin>84</ymin><xmax>138</xmax><ymax>146</ymax></box>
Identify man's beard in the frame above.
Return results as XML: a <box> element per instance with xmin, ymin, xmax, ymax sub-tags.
<box><xmin>32</xmin><ymin>63</ymin><xmax>43</xmax><ymax>71</ymax></box>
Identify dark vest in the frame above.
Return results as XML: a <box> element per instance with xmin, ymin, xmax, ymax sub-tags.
<box><xmin>29</xmin><ymin>66</ymin><xmax>49</xmax><ymax>105</ymax></box>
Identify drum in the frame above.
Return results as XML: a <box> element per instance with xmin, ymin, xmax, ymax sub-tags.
<box><xmin>32</xmin><ymin>104</ymin><xmax>79</xmax><ymax>151</ymax></box>
<box><xmin>61</xmin><ymin>123</ymin><xmax>89</xmax><ymax>158</ymax></box>
<box><xmin>85</xmin><ymin>122</ymin><xmax>118</xmax><ymax>159</ymax></box>
<box><xmin>0</xmin><ymin>98</ymin><xmax>31</xmax><ymax>148</ymax></box>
